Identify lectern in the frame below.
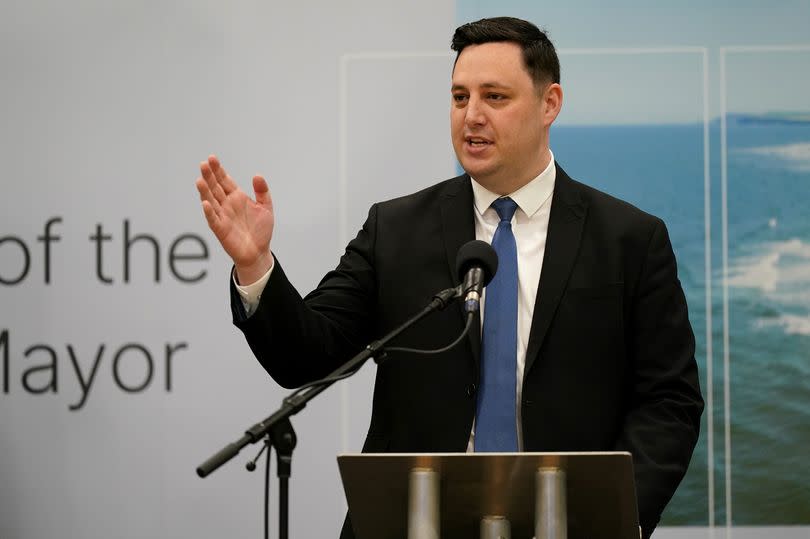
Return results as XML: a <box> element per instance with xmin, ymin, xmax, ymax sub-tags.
<box><xmin>338</xmin><ymin>452</ymin><xmax>639</xmax><ymax>539</ymax></box>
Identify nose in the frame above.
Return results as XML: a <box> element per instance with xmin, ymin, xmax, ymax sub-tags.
<box><xmin>465</xmin><ymin>96</ymin><xmax>486</xmax><ymax>127</ymax></box>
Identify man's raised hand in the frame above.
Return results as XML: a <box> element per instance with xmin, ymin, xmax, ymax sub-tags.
<box><xmin>195</xmin><ymin>155</ymin><xmax>274</xmax><ymax>284</ymax></box>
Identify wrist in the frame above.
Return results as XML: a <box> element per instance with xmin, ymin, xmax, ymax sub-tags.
<box><xmin>234</xmin><ymin>251</ymin><xmax>274</xmax><ymax>286</ymax></box>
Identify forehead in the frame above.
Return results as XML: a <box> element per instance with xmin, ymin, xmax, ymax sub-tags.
<box><xmin>451</xmin><ymin>41</ymin><xmax>532</xmax><ymax>88</ymax></box>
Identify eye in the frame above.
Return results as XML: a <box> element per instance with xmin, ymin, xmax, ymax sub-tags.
<box><xmin>452</xmin><ymin>93</ymin><xmax>468</xmax><ymax>104</ymax></box>
<box><xmin>487</xmin><ymin>93</ymin><xmax>505</xmax><ymax>101</ymax></box>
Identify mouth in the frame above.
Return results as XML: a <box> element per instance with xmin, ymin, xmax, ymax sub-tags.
<box><xmin>465</xmin><ymin>136</ymin><xmax>493</xmax><ymax>147</ymax></box>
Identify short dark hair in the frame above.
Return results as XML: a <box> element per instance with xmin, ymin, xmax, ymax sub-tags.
<box><xmin>451</xmin><ymin>17</ymin><xmax>560</xmax><ymax>87</ymax></box>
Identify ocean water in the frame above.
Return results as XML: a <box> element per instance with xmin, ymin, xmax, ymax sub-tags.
<box><xmin>552</xmin><ymin>123</ymin><xmax>810</xmax><ymax>525</ymax></box>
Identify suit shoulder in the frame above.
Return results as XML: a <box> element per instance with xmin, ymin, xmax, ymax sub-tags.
<box><xmin>566</xmin><ymin>175</ymin><xmax>663</xmax><ymax>229</ymax></box>
<box><xmin>374</xmin><ymin>174</ymin><xmax>468</xmax><ymax>213</ymax></box>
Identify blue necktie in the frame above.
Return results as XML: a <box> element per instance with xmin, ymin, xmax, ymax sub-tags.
<box><xmin>475</xmin><ymin>197</ymin><xmax>519</xmax><ymax>452</ymax></box>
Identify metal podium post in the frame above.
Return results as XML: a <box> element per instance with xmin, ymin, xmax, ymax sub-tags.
<box><xmin>535</xmin><ymin>466</ymin><xmax>567</xmax><ymax>539</ymax></box>
<box><xmin>480</xmin><ymin>515</ymin><xmax>511</xmax><ymax>539</ymax></box>
<box><xmin>408</xmin><ymin>468</ymin><xmax>440</xmax><ymax>539</ymax></box>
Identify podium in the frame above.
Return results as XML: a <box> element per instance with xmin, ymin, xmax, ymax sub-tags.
<box><xmin>338</xmin><ymin>452</ymin><xmax>639</xmax><ymax>539</ymax></box>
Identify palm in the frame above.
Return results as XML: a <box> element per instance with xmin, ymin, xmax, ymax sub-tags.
<box><xmin>213</xmin><ymin>187</ymin><xmax>273</xmax><ymax>266</ymax></box>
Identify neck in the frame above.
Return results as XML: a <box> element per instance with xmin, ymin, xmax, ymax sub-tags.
<box><xmin>482</xmin><ymin>148</ymin><xmax>552</xmax><ymax>196</ymax></box>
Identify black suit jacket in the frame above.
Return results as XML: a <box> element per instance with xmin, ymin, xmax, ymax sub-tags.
<box><xmin>231</xmin><ymin>165</ymin><xmax>704</xmax><ymax>538</ymax></box>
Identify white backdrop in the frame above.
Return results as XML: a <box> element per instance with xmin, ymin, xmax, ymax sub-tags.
<box><xmin>0</xmin><ymin>2</ymin><xmax>454</xmax><ymax>538</ymax></box>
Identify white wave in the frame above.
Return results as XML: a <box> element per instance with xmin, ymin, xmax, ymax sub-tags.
<box><xmin>727</xmin><ymin>251</ymin><xmax>780</xmax><ymax>291</ymax></box>
<box><xmin>740</xmin><ymin>142</ymin><xmax>810</xmax><ymax>172</ymax></box>
<box><xmin>755</xmin><ymin>314</ymin><xmax>810</xmax><ymax>336</ymax></box>
<box><xmin>727</xmin><ymin>238</ymin><xmax>810</xmax><ymax>294</ymax></box>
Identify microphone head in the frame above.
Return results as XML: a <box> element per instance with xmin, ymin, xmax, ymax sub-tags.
<box><xmin>455</xmin><ymin>240</ymin><xmax>498</xmax><ymax>286</ymax></box>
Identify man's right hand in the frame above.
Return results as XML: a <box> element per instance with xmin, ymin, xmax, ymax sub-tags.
<box><xmin>195</xmin><ymin>155</ymin><xmax>274</xmax><ymax>285</ymax></box>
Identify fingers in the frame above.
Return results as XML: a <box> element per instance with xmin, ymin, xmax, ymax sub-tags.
<box><xmin>200</xmin><ymin>158</ymin><xmax>228</xmax><ymax>205</ymax></box>
<box><xmin>252</xmin><ymin>175</ymin><xmax>273</xmax><ymax>210</ymax></box>
<box><xmin>200</xmin><ymin>199</ymin><xmax>220</xmax><ymax>230</ymax></box>
<box><xmin>196</xmin><ymin>176</ymin><xmax>227</xmax><ymax>232</ymax></box>
<box><xmin>197</xmin><ymin>155</ymin><xmax>271</xmax><ymax>218</ymax></box>
<box><xmin>208</xmin><ymin>155</ymin><xmax>240</xmax><ymax>195</ymax></box>
<box><xmin>195</xmin><ymin>176</ymin><xmax>217</xmax><ymax>210</ymax></box>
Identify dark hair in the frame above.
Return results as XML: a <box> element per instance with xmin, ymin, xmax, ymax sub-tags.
<box><xmin>451</xmin><ymin>16</ymin><xmax>560</xmax><ymax>86</ymax></box>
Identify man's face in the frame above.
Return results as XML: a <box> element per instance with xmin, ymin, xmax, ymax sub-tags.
<box><xmin>450</xmin><ymin>41</ymin><xmax>559</xmax><ymax>194</ymax></box>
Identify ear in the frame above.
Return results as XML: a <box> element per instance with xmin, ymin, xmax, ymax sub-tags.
<box><xmin>543</xmin><ymin>83</ymin><xmax>563</xmax><ymax>126</ymax></box>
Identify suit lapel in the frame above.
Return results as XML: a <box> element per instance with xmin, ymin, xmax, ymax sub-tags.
<box><xmin>524</xmin><ymin>165</ymin><xmax>587</xmax><ymax>375</ymax></box>
<box><xmin>439</xmin><ymin>175</ymin><xmax>480</xmax><ymax>370</ymax></box>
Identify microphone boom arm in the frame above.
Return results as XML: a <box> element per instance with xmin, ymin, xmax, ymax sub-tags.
<box><xmin>196</xmin><ymin>285</ymin><xmax>462</xmax><ymax>478</ymax></box>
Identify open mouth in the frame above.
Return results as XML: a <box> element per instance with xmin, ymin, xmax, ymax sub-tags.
<box><xmin>466</xmin><ymin>136</ymin><xmax>492</xmax><ymax>147</ymax></box>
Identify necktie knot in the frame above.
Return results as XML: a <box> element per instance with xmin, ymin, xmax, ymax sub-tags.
<box><xmin>491</xmin><ymin>197</ymin><xmax>518</xmax><ymax>223</ymax></box>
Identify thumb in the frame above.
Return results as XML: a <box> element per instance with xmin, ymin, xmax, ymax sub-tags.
<box><xmin>252</xmin><ymin>175</ymin><xmax>272</xmax><ymax>209</ymax></box>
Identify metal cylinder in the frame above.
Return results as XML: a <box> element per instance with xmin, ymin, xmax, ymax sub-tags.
<box><xmin>535</xmin><ymin>466</ymin><xmax>567</xmax><ymax>539</ymax></box>
<box><xmin>407</xmin><ymin>467</ymin><xmax>440</xmax><ymax>539</ymax></box>
<box><xmin>480</xmin><ymin>515</ymin><xmax>511</xmax><ymax>539</ymax></box>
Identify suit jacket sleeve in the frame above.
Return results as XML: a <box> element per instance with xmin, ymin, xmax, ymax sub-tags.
<box><xmin>615</xmin><ymin>217</ymin><xmax>704</xmax><ymax>538</ymax></box>
<box><xmin>230</xmin><ymin>204</ymin><xmax>381</xmax><ymax>389</ymax></box>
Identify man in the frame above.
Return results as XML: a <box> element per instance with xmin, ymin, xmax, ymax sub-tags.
<box><xmin>196</xmin><ymin>17</ymin><xmax>703</xmax><ymax>538</ymax></box>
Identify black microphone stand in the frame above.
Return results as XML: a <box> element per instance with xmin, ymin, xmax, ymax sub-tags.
<box><xmin>196</xmin><ymin>285</ymin><xmax>463</xmax><ymax>539</ymax></box>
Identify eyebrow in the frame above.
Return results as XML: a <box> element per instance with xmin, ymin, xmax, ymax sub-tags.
<box><xmin>451</xmin><ymin>82</ymin><xmax>513</xmax><ymax>91</ymax></box>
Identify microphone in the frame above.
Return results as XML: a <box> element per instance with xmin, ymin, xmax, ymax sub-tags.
<box><xmin>455</xmin><ymin>240</ymin><xmax>498</xmax><ymax>314</ymax></box>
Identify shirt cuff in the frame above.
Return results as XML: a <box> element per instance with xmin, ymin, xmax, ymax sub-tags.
<box><xmin>232</xmin><ymin>260</ymin><xmax>274</xmax><ymax>316</ymax></box>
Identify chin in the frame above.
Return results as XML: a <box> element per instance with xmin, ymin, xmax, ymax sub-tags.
<box><xmin>459</xmin><ymin>160</ymin><xmax>496</xmax><ymax>180</ymax></box>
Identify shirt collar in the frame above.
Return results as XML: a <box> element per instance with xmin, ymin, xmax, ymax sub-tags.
<box><xmin>470</xmin><ymin>150</ymin><xmax>556</xmax><ymax>219</ymax></box>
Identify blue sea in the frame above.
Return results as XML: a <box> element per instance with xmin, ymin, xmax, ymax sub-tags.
<box><xmin>552</xmin><ymin>122</ymin><xmax>810</xmax><ymax>525</ymax></box>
